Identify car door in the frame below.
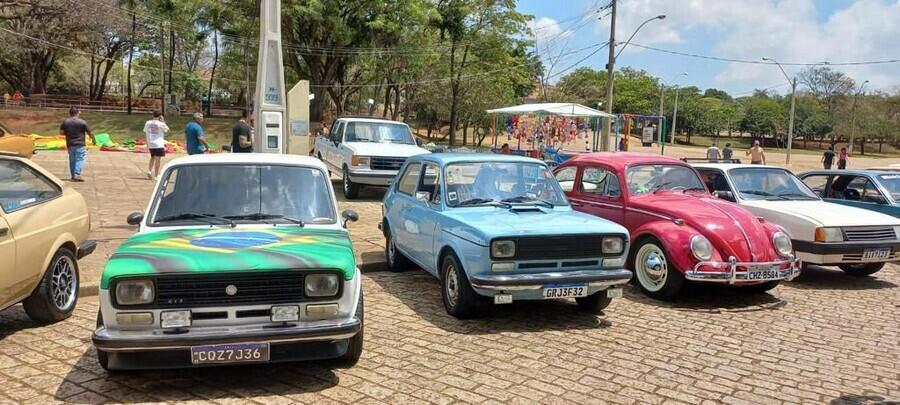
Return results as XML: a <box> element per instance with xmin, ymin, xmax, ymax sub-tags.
<box><xmin>573</xmin><ymin>165</ymin><xmax>625</xmax><ymax>224</ymax></box>
<box><xmin>327</xmin><ymin>121</ymin><xmax>345</xmax><ymax>170</ymax></box>
<box><xmin>389</xmin><ymin>162</ymin><xmax>423</xmax><ymax>259</ymax></box>
<box><xmin>0</xmin><ymin>214</ymin><xmax>16</xmax><ymax>307</ymax></box>
<box><xmin>404</xmin><ymin>163</ymin><xmax>441</xmax><ymax>272</ymax></box>
<box><xmin>827</xmin><ymin>175</ymin><xmax>890</xmax><ymax>213</ymax></box>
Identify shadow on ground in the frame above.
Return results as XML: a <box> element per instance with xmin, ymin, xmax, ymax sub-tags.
<box><xmin>0</xmin><ymin>305</ymin><xmax>43</xmax><ymax>340</ymax></box>
<box><xmin>830</xmin><ymin>393</ymin><xmax>900</xmax><ymax>404</ymax></box>
<box><xmin>789</xmin><ymin>265</ymin><xmax>897</xmax><ymax>291</ymax></box>
<box><xmin>331</xmin><ymin>179</ymin><xmax>387</xmax><ymax>203</ymax></box>
<box><xmin>366</xmin><ymin>271</ymin><xmax>611</xmax><ymax>334</ymax></box>
<box><xmin>56</xmin><ymin>348</ymin><xmax>342</xmax><ymax>403</ymax></box>
<box><xmin>623</xmin><ymin>282</ymin><xmax>787</xmax><ymax>313</ymax></box>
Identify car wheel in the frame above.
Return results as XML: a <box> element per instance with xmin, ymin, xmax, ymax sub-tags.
<box><xmin>342</xmin><ymin>167</ymin><xmax>360</xmax><ymax>199</ymax></box>
<box><xmin>575</xmin><ymin>292</ymin><xmax>613</xmax><ymax>314</ymax></box>
<box><xmin>336</xmin><ymin>292</ymin><xmax>364</xmax><ymax>367</ymax></box>
<box><xmin>631</xmin><ymin>238</ymin><xmax>684</xmax><ymax>300</ymax></box>
<box><xmin>838</xmin><ymin>262</ymin><xmax>885</xmax><ymax>277</ymax></box>
<box><xmin>384</xmin><ymin>227</ymin><xmax>409</xmax><ymax>272</ymax></box>
<box><xmin>440</xmin><ymin>252</ymin><xmax>481</xmax><ymax>319</ymax></box>
<box><xmin>22</xmin><ymin>247</ymin><xmax>79</xmax><ymax>323</ymax></box>
<box><xmin>95</xmin><ymin>310</ymin><xmax>112</xmax><ymax>371</ymax></box>
<box><xmin>735</xmin><ymin>280</ymin><xmax>781</xmax><ymax>294</ymax></box>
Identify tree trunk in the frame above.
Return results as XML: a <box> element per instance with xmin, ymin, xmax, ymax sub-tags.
<box><xmin>89</xmin><ymin>54</ymin><xmax>97</xmax><ymax>99</ymax></box>
<box><xmin>127</xmin><ymin>5</ymin><xmax>135</xmax><ymax>114</ymax></box>
<box><xmin>462</xmin><ymin>118</ymin><xmax>469</xmax><ymax>146</ymax></box>
<box><xmin>205</xmin><ymin>30</ymin><xmax>219</xmax><ymax>116</ymax></box>
<box><xmin>382</xmin><ymin>84</ymin><xmax>391</xmax><ymax>118</ymax></box>
<box><xmin>167</xmin><ymin>27</ymin><xmax>175</xmax><ymax>95</ymax></box>
<box><xmin>393</xmin><ymin>86</ymin><xmax>402</xmax><ymax>121</ymax></box>
<box><xmin>97</xmin><ymin>59</ymin><xmax>116</xmax><ymax>101</ymax></box>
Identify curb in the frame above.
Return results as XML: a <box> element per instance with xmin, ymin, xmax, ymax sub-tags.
<box><xmin>79</xmin><ymin>282</ymin><xmax>100</xmax><ymax>298</ymax></box>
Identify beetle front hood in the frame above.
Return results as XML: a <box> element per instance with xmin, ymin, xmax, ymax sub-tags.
<box><xmin>100</xmin><ymin>227</ymin><xmax>356</xmax><ymax>289</ymax></box>
<box><xmin>442</xmin><ymin>207</ymin><xmax>628</xmax><ymax>244</ymax></box>
<box><xmin>631</xmin><ymin>193</ymin><xmax>779</xmax><ymax>262</ymax></box>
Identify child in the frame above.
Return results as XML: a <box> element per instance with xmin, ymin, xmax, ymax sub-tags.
<box><xmin>838</xmin><ymin>147</ymin><xmax>848</xmax><ymax>170</ymax></box>
<box><xmin>143</xmin><ymin>110</ymin><xmax>169</xmax><ymax>179</ymax></box>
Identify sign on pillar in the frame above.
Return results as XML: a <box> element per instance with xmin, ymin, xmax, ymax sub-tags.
<box><xmin>254</xmin><ymin>0</ymin><xmax>286</xmax><ymax>154</ymax></box>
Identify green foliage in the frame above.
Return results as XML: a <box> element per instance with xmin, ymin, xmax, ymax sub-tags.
<box><xmin>739</xmin><ymin>96</ymin><xmax>784</xmax><ymax>137</ymax></box>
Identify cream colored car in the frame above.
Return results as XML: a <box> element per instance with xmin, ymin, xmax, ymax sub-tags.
<box><xmin>0</xmin><ymin>152</ymin><xmax>94</xmax><ymax>322</ymax></box>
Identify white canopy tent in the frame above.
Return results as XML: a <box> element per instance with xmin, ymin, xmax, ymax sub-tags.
<box><xmin>487</xmin><ymin>102</ymin><xmax>616</xmax><ymax>151</ymax></box>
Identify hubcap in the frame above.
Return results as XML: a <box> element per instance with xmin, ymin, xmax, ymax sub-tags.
<box><xmin>445</xmin><ymin>263</ymin><xmax>459</xmax><ymax>306</ymax></box>
<box><xmin>636</xmin><ymin>244</ymin><xmax>668</xmax><ymax>292</ymax></box>
<box><xmin>50</xmin><ymin>256</ymin><xmax>77</xmax><ymax>311</ymax></box>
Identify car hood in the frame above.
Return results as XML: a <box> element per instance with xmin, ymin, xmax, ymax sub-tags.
<box><xmin>100</xmin><ymin>227</ymin><xmax>356</xmax><ymax>289</ymax></box>
<box><xmin>631</xmin><ymin>193</ymin><xmax>779</xmax><ymax>262</ymax></box>
<box><xmin>740</xmin><ymin>199</ymin><xmax>900</xmax><ymax>227</ymax></box>
<box><xmin>343</xmin><ymin>142</ymin><xmax>430</xmax><ymax>158</ymax></box>
<box><xmin>442</xmin><ymin>207</ymin><xmax>628</xmax><ymax>245</ymax></box>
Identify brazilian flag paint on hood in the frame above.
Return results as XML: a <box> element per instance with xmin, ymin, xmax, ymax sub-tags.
<box><xmin>100</xmin><ymin>227</ymin><xmax>356</xmax><ymax>289</ymax></box>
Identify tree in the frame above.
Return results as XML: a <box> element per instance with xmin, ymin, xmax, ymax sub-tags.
<box><xmin>84</xmin><ymin>0</ymin><xmax>131</xmax><ymax>101</ymax></box>
<box><xmin>554</xmin><ymin>67</ymin><xmax>606</xmax><ymax>106</ymax></box>
<box><xmin>739</xmin><ymin>96</ymin><xmax>784</xmax><ymax>139</ymax></box>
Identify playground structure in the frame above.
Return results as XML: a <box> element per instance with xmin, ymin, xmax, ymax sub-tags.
<box><xmin>617</xmin><ymin>113</ymin><xmax>666</xmax><ymax>152</ymax></box>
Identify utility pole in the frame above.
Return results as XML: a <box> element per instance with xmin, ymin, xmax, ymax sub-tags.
<box><xmin>670</xmin><ymin>87</ymin><xmax>680</xmax><ymax>146</ymax></box>
<box><xmin>848</xmin><ymin>80</ymin><xmax>869</xmax><ymax>155</ymax></box>
<box><xmin>786</xmin><ymin>78</ymin><xmax>796</xmax><ymax>164</ymax></box>
<box><xmin>601</xmin><ymin>0</ymin><xmax>617</xmax><ymax>152</ymax></box>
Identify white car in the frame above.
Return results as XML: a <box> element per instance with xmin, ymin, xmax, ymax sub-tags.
<box><xmin>314</xmin><ymin>117</ymin><xmax>429</xmax><ymax>199</ymax></box>
<box><xmin>694</xmin><ymin>163</ymin><xmax>900</xmax><ymax>276</ymax></box>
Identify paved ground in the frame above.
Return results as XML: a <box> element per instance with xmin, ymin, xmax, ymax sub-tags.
<box><xmin>0</xmin><ymin>150</ymin><xmax>897</xmax><ymax>404</ymax></box>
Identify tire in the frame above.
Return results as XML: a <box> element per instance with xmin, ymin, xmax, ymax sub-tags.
<box><xmin>575</xmin><ymin>292</ymin><xmax>613</xmax><ymax>314</ymax></box>
<box><xmin>342</xmin><ymin>166</ymin><xmax>360</xmax><ymax>199</ymax></box>
<box><xmin>839</xmin><ymin>262</ymin><xmax>885</xmax><ymax>277</ymax></box>
<box><xmin>336</xmin><ymin>292</ymin><xmax>364</xmax><ymax>367</ymax></box>
<box><xmin>736</xmin><ymin>280</ymin><xmax>781</xmax><ymax>294</ymax></box>
<box><xmin>95</xmin><ymin>310</ymin><xmax>111</xmax><ymax>371</ymax></box>
<box><xmin>384</xmin><ymin>226</ymin><xmax>409</xmax><ymax>272</ymax></box>
<box><xmin>22</xmin><ymin>247</ymin><xmax>79</xmax><ymax>324</ymax></box>
<box><xmin>630</xmin><ymin>238</ymin><xmax>684</xmax><ymax>300</ymax></box>
<box><xmin>440</xmin><ymin>252</ymin><xmax>481</xmax><ymax>319</ymax></box>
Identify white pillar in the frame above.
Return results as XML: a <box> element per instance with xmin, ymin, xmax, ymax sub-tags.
<box><xmin>254</xmin><ymin>0</ymin><xmax>287</xmax><ymax>154</ymax></box>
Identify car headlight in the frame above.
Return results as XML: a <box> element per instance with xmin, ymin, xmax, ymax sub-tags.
<box><xmin>351</xmin><ymin>155</ymin><xmax>370</xmax><ymax>167</ymax></box>
<box><xmin>601</xmin><ymin>236</ymin><xmax>625</xmax><ymax>255</ymax></box>
<box><xmin>305</xmin><ymin>274</ymin><xmax>340</xmax><ymax>297</ymax></box>
<box><xmin>814</xmin><ymin>227</ymin><xmax>843</xmax><ymax>242</ymax></box>
<box><xmin>690</xmin><ymin>235</ymin><xmax>713</xmax><ymax>261</ymax></box>
<box><xmin>490</xmin><ymin>240</ymin><xmax>516</xmax><ymax>259</ymax></box>
<box><xmin>773</xmin><ymin>231</ymin><xmax>793</xmax><ymax>257</ymax></box>
<box><xmin>115</xmin><ymin>279</ymin><xmax>155</xmax><ymax>305</ymax></box>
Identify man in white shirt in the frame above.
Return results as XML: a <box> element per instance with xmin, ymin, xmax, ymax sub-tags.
<box><xmin>143</xmin><ymin>110</ymin><xmax>170</xmax><ymax>180</ymax></box>
<box><xmin>706</xmin><ymin>142</ymin><xmax>721</xmax><ymax>162</ymax></box>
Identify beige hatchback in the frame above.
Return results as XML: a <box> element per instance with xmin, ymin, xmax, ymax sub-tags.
<box><xmin>0</xmin><ymin>152</ymin><xmax>94</xmax><ymax>322</ymax></box>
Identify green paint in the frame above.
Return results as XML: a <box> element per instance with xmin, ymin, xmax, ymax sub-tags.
<box><xmin>100</xmin><ymin>227</ymin><xmax>356</xmax><ymax>289</ymax></box>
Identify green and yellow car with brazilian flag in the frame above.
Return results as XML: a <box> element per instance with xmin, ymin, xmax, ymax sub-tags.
<box><xmin>92</xmin><ymin>154</ymin><xmax>363</xmax><ymax>370</ymax></box>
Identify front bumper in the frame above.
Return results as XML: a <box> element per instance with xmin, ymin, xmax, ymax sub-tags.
<box><xmin>792</xmin><ymin>240</ymin><xmax>900</xmax><ymax>265</ymax></box>
<box><xmin>685</xmin><ymin>257</ymin><xmax>800</xmax><ymax>284</ymax></box>
<box><xmin>469</xmin><ymin>269</ymin><xmax>632</xmax><ymax>290</ymax></box>
<box><xmin>347</xmin><ymin>168</ymin><xmax>398</xmax><ymax>186</ymax></box>
<box><xmin>77</xmin><ymin>240</ymin><xmax>97</xmax><ymax>259</ymax></box>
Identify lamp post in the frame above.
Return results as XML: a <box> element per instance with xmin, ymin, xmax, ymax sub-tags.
<box><xmin>849</xmin><ymin>79</ymin><xmax>869</xmax><ymax>155</ymax></box>
<box><xmin>659</xmin><ymin>72</ymin><xmax>687</xmax><ymax>145</ymax></box>
<box><xmin>762</xmin><ymin>57</ymin><xmax>797</xmax><ymax>165</ymax></box>
<box><xmin>670</xmin><ymin>85</ymin><xmax>681</xmax><ymax>148</ymax></box>
<box><xmin>601</xmin><ymin>8</ymin><xmax>665</xmax><ymax>151</ymax></box>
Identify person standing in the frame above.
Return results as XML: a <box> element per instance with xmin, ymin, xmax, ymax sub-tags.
<box><xmin>746</xmin><ymin>140</ymin><xmax>766</xmax><ymax>165</ymax></box>
<box><xmin>143</xmin><ymin>110</ymin><xmax>169</xmax><ymax>179</ymax></box>
<box><xmin>231</xmin><ymin>110</ymin><xmax>253</xmax><ymax>153</ymax></box>
<box><xmin>59</xmin><ymin>107</ymin><xmax>96</xmax><ymax>182</ymax></box>
<box><xmin>822</xmin><ymin>146</ymin><xmax>836</xmax><ymax>170</ymax></box>
<box><xmin>722</xmin><ymin>143</ymin><xmax>734</xmax><ymax>161</ymax></box>
<box><xmin>707</xmin><ymin>142</ymin><xmax>721</xmax><ymax>161</ymax></box>
<box><xmin>185</xmin><ymin>112</ymin><xmax>209</xmax><ymax>155</ymax></box>
<box><xmin>838</xmin><ymin>147</ymin><xmax>849</xmax><ymax>170</ymax></box>
<box><xmin>2</xmin><ymin>92</ymin><xmax>10</xmax><ymax>106</ymax></box>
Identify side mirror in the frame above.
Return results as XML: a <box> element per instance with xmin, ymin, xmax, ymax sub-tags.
<box><xmin>341</xmin><ymin>209</ymin><xmax>359</xmax><ymax>227</ymax></box>
<box><xmin>126</xmin><ymin>212</ymin><xmax>144</xmax><ymax>226</ymax></box>
<box><xmin>415</xmin><ymin>137</ymin><xmax>424</xmax><ymax>147</ymax></box>
<box><xmin>415</xmin><ymin>191</ymin><xmax>431</xmax><ymax>203</ymax></box>
<box><xmin>713</xmin><ymin>190</ymin><xmax>736</xmax><ymax>202</ymax></box>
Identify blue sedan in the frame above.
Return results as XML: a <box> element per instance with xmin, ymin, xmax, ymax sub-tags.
<box><xmin>798</xmin><ymin>169</ymin><xmax>900</xmax><ymax>218</ymax></box>
<box><xmin>380</xmin><ymin>153</ymin><xmax>632</xmax><ymax>319</ymax></box>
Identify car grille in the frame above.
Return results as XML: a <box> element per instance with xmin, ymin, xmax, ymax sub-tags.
<box><xmin>843</xmin><ymin>227</ymin><xmax>897</xmax><ymax>242</ymax></box>
<box><xmin>507</xmin><ymin>235</ymin><xmax>620</xmax><ymax>260</ymax></box>
<box><xmin>150</xmin><ymin>271</ymin><xmax>309</xmax><ymax>308</ymax></box>
<box><xmin>370</xmin><ymin>156</ymin><xmax>406</xmax><ymax>171</ymax></box>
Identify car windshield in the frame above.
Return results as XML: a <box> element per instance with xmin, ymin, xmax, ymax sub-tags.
<box><xmin>343</xmin><ymin>121</ymin><xmax>414</xmax><ymax>144</ymax></box>
<box><xmin>150</xmin><ymin>164</ymin><xmax>335</xmax><ymax>226</ymax></box>
<box><xmin>730</xmin><ymin>168</ymin><xmax>819</xmax><ymax>201</ymax></box>
<box><xmin>444</xmin><ymin>162</ymin><xmax>568</xmax><ymax>207</ymax></box>
<box><xmin>877</xmin><ymin>174</ymin><xmax>900</xmax><ymax>201</ymax></box>
<box><xmin>625</xmin><ymin>164</ymin><xmax>706</xmax><ymax>195</ymax></box>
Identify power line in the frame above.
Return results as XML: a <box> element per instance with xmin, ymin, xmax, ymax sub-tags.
<box><xmin>627</xmin><ymin>42</ymin><xmax>900</xmax><ymax>66</ymax></box>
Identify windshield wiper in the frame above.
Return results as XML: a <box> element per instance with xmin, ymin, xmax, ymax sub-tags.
<box><xmin>775</xmin><ymin>192</ymin><xmax>816</xmax><ymax>200</ymax></box>
<box><xmin>456</xmin><ymin>198</ymin><xmax>510</xmax><ymax>207</ymax></box>
<box><xmin>225</xmin><ymin>213</ymin><xmax>305</xmax><ymax>226</ymax></box>
<box><xmin>501</xmin><ymin>195</ymin><xmax>554</xmax><ymax>208</ymax></box>
<box><xmin>740</xmin><ymin>190</ymin><xmax>787</xmax><ymax>200</ymax></box>
<box><xmin>155</xmin><ymin>212</ymin><xmax>235</xmax><ymax>227</ymax></box>
<box><xmin>651</xmin><ymin>182</ymin><xmax>673</xmax><ymax>194</ymax></box>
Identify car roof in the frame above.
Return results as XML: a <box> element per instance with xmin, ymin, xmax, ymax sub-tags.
<box><xmin>335</xmin><ymin>116</ymin><xmax>408</xmax><ymax>125</ymax></box>
<box><xmin>166</xmin><ymin>153</ymin><xmax>327</xmax><ymax>170</ymax></box>
<box><xmin>692</xmin><ymin>163</ymin><xmax>791</xmax><ymax>172</ymax></box>
<box><xmin>797</xmin><ymin>169</ymin><xmax>897</xmax><ymax>176</ymax></box>
<box><xmin>566</xmin><ymin>152</ymin><xmax>689</xmax><ymax>171</ymax></box>
<box><xmin>410</xmin><ymin>153</ymin><xmax>545</xmax><ymax>165</ymax></box>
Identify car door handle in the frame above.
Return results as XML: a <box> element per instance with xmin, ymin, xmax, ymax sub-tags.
<box><xmin>0</xmin><ymin>227</ymin><xmax>8</xmax><ymax>237</ymax></box>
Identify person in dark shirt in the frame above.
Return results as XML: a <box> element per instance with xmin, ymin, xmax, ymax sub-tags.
<box><xmin>722</xmin><ymin>143</ymin><xmax>733</xmax><ymax>160</ymax></box>
<box><xmin>822</xmin><ymin>146</ymin><xmax>835</xmax><ymax>169</ymax></box>
<box><xmin>231</xmin><ymin>110</ymin><xmax>254</xmax><ymax>153</ymax></box>
<box><xmin>59</xmin><ymin>107</ymin><xmax>96</xmax><ymax>181</ymax></box>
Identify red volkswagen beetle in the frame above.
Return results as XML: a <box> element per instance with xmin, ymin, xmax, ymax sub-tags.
<box><xmin>554</xmin><ymin>153</ymin><xmax>800</xmax><ymax>300</ymax></box>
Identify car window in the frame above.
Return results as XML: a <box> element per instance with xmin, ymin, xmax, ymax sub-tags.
<box><xmin>697</xmin><ymin>169</ymin><xmax>731</xmax><ymax>193</ymax></box>
<box><xmin>420</xmin><ymin>164</ymin><xmax>441</xmax><ymax>204</ymax></box>
<box><xmin>626</xmin><ymin>164</ymin><xmax>706</xmax><ymax>195</ymax></box>
<box><xmin>877</xmin><ymin>174</ymin><xmax>900</xmax><ymax>201</ymax></box>
<box><xmin>581</xmin><ymin>167</ymin><xmax>620</xmax><ymax>198</ymax></box>
<box><xmin>837</xmin><ymin>176</ymin><xmax>885</xmax><ymax>204</ymax></box>
<box><xmin>801</xmin><ymin>175</ymin><xmax>831</xmax><ymax>197</ymax></box>
<box><xmin>554</xmin><ymin>166</ymin><xmax>577</xmax><ymax>192</ymax></box>
<box><xmin>445</xmin><ymin>162</ymin><xmax>568</xmax><ymax>207</ymax></box>
<box><xmin>0</xmin><ymin>160</ymin><xmax>61</xmax><ymax>213</ymax></box>
<box><xmin>397</xmin><ymin>163</ymin><xmax>422</xmax><ymax>196</ymax></box>
<box><xmin>331</xmin><ymin>122</ymin><xmax>344</xmax><ymax>142</ymax></box>
<box><xmin>343</xmin><ymin>121</ymin><xmax>414</xmax><ymax>144</ymax></box>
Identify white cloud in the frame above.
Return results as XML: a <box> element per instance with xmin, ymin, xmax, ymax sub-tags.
<box><xmin>530</xmin><ymin>17</ymin><xmax>573</xmax><ymax>43</ymax></box>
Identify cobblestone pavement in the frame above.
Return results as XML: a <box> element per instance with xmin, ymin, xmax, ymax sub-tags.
<box><xmin>1</xmin><ymin>151</ymin><xmax>897</xmax><ymax>404</ymax></box>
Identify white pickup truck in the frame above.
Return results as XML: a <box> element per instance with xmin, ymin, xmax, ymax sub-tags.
<box><xmin>315</xmin><ymin>117</ymin><xmax>429</xmax><ymax>199</ymax></box>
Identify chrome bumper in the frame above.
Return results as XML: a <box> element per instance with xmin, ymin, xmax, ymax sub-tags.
<box><xmin>470</xmin><ymin>269</ymin><xmax>632</xmax><ymax>291</ymax></box>
<box><xmin>685</xmin><ymin>256</ymin><xmax>801</xmax><ymax>284</ymax></box>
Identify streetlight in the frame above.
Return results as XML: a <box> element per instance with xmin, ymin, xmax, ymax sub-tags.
<box><xmin>762</xmin><ymin>57</ymin><xmax>797</xmax><ymax>165</ymax></box>
<box><xmin>849</xmin><ymin>79</ymin><xmax>869</xmax><ymax>155</ymax></box>
<box><xmin>601</xmin><ymin>7</ymin><xmax>666</xmax><ymax>151</ymax></box>
<box><xmin>659</xmin><ymin>72</ymin><xmax>687</xmax><ymax>148</ymax></box>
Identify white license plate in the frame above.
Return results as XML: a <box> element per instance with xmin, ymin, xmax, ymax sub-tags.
<box><xmin>746</xmin><ymin>269</ymin><xmax>781</xmax><ymax>281</ymax></box>
<box><xmin>862</xmin><ymin>248</ymin><xmax>891</xmax><ymax>262</ymax></box>
<box><xmin>542</xmin><ymin>284</ymin><xmax>588</xmax><ymax>299</ymax></box>
<box><xmin>190</xmin><ymin>343</ymin><xmax>269</xmax><ymax>365</ymax></box>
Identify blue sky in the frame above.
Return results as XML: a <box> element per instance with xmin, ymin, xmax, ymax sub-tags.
<box><xmin>518</xmin><ymin>0</ymin><xmax>900</xmax><ymax>96</ymax></box>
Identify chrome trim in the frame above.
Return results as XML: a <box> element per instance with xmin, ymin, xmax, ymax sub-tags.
<box><xmin>469</xmin><ymin>269</ymin><xmax>632</xmax><ymax>291</ymax></box>
<box><xmin>686</xmin><ymin>256</ymin><xmax>801</xmax><ymax>284</ymax></box>
<box><xmin>569</xmin><ymin>198</ymin><xmax>623</xmax><ymax>210</ymax></box>
<box><xmin>625</xmin><ymin>207</ymin><xmax>671</xmax><ymax>221</ymax></box>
